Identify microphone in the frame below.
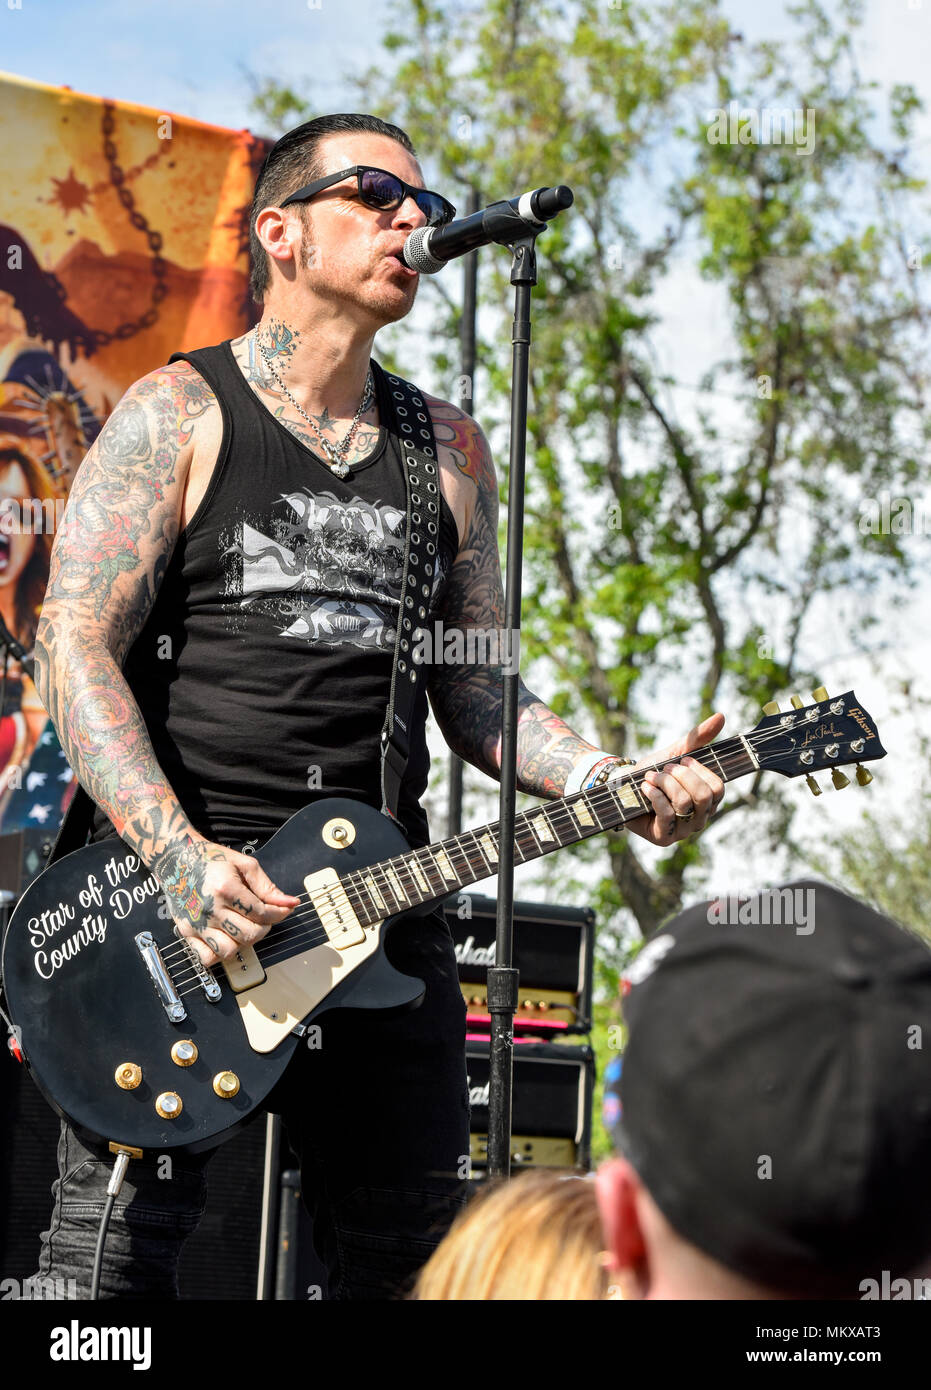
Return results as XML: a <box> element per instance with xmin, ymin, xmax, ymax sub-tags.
<box><xmin>402</xmin><ymin>185</ymin><xmax>573</xmax><ymax>274</ymax></box>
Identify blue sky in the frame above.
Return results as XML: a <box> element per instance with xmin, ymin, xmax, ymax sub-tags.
<box><xmin>2</xmin><ymin>0</ymin><xmax>928</xmax><ymax>144</ymax></box>
<box><xmin>0</xmin><ymin>0</ymin><xmax>387</xmax><ymax>132</ymax></box>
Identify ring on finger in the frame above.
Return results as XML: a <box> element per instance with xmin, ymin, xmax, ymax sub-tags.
<box><xmin>675</xmin><ymin>806</ymin><xmax>695</xmax><ymax>822</ymax></box>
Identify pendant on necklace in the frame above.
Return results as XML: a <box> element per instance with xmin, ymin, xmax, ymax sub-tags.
<box><xmin>331</xmin><ymin>461</ymin><xmax>351</xmax><ymax>479</ymax></box>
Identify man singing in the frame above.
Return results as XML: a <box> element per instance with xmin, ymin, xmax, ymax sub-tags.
<box><xmin>30</xmin><ymin>113</ymin><xmax>724</xmax><ymax>1299</ymax></box>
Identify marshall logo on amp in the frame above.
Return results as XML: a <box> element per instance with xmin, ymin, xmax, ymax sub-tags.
<box><xmin>455</xmin><ymin>935</ymin><xmax>495</xmax><ymax>968</ymax></box>
<box><xmin>466</xmin><ymin>1040</ymin><xmax>595</xmax><ymax>1171</ymax></box>
<box><xmin>443</xmin><ymin>893</ymin><xmax>594</xmax><ymax>1035</ymax></box>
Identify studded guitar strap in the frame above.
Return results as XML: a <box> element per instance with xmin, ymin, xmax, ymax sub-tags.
<box><xmin>371</xmin><ymin>360</ymin><xmax>443</xmax><ymax>824</ymax></box>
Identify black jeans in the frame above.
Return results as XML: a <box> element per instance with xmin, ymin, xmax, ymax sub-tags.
<box><xmin>30</xmin><ymin>908</ymin><xmax>470</xmax><ymax>1300</ymax></box>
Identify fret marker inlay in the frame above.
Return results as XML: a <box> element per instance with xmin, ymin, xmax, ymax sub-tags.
<box><xmin>523</xmin><ymin>816</ymin><xmax>542</xmax><ymax>849</ymax></box>
<box><xmin>479</xmin><ymin>833</ymin><xmax>498</xmax><ymax>864</ymax></box>
<box><xmin>385</xmin><ymin>867</ymin><xmax>405</xmax><ymax>903</ymax></box>
<box><xmin>408</xmin><ymin>857</ymin><xmax>430</xmax><ymax>894</ymax></box>
<box><xmin>364</xmin><ymin>874</ymin><xmax>386</xmax><ymax>912</ymax></box>
<box><xmin>530</xmin><ymin>812</ymin><xmax>556</xmax><ymax>844</ymax></box>
<box><xmin>615</xmin><ymin>783</ymin><xmax>642</xmax><ymax>811</ymax></box>
<box><xmin>433</xmin><ymin>848</ymin><xmax>457</xmax><ymax>882</ymax></box>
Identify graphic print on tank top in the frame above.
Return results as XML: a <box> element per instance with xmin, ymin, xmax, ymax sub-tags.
<box><xmin>219</xmin><ymin>485</ymin><xmax>448</xmax><ymax>650</ymax></box>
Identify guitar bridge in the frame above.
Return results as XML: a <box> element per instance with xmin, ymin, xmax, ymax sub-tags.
<box><xmin>135</xmin><ymin>932</ymin><xmax>186</xmax><ymax>1023</ymax></box>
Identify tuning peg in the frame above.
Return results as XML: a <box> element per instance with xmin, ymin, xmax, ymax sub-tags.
<box><xmin>831</xmin><ymin>768</ymin><xmax>850</xmax><ymax>790</ymax></box>
<box><xmin>790</xmin><ymin>694</ymin><xmax>804</xmax><ymax>709</ymax></box>
<box><xmin>812</xmin><ymin>685</ymin><xmax>828</xmax><ymax>702</ymax></box>
<box><xmin>806</xmin><ymin>775</ymin><xmax>822</xmax><ymax>796</ymax></box>
<box><xmin>762</xmin><ymin>701</ymin><xmax>780</xmax><ymax>716</ymax></box>
<box><xmin>855</xmin><ymin>765</ymin><xmax>873</xmax><ymax>786</ymax></box>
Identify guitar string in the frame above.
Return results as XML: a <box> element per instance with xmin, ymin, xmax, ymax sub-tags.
<box><xmin>164</xmin><ymin>738</ymin><xmax>762</xmax><ymax>981</ymax></box>
<box><xmin>157</xmin><ymin>725</ymin><xmax>852</xmax><ymax>989</ymax></box>
<box><xmin>163</xmin><ymin>726</ymin><xmax>850</xmax><ymax>984</ymax></box>
<box><xmin>167</xmin><ymin>733</ymin><xmax>848</xmax><ymax>991</ymax></box>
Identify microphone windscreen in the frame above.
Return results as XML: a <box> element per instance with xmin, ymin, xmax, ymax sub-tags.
<box><xmin>401</xmin><ymin>226</ymin><xmax>444</xmax><ymax>274</ymax></box>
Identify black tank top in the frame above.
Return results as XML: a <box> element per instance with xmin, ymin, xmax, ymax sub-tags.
<box><xmin>90</xmin><ymin>341</ymin><xmax>459</xmax><ymax>850</ymax></box>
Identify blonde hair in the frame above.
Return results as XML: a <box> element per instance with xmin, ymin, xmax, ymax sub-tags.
<box><xmin>412</xmin><ymin>1170</ymin><xmax>610</xmax><ymax>1301</ymax></box>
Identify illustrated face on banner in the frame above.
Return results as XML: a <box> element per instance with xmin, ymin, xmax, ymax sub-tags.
<box><xmin>0</xmin><ymin>458</ymin><xmax>36</xmax><ymax>594</ymax></box>
<box><xmin>0</xmin><ymin>73</ymin><xmax>268</xmax><ymax>867</ymax></box>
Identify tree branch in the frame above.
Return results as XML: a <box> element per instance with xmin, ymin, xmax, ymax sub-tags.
<box><xmin>628</xmin><ymin>364</ymin><xmax>709</xmax><ymax>550</ymax></box>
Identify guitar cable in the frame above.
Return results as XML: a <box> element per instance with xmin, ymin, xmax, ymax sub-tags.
<box><xmin>90</xmin><ymin>1149</ymin><xmax>133</xmax><ymax>1301</ymax></box>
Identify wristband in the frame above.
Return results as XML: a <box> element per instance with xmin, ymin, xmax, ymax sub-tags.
<box><xmin>563</xmin><ymin>752</ymin><xmax>637</xmax><ymax>797</ymax></box>
<box><xmin>587</xmin><ymin>756</ymin><xmax>637</xmax><ymax>790</ymax></box>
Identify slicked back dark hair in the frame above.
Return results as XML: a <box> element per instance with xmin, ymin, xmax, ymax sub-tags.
<box><xmin>249</xmin><ymin>113</ymin><xmax>417</xmax><ymax>304</ymax></box>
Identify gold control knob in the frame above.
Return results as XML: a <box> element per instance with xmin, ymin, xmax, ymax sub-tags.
<box><xmin>114</xmin><ymin>1063</ymin><xmax>142</xmax><ymax>1090</ymax></box>
<box><xmin>213</xmin><ymin>1071</ymin><xmax>240</xmax><ymax>1099</ymax></box>
<box><xmin>155</xmin><ymin>1091</ymin><xmax>183</xmax><ymax>1119</ymax></box>
<box><xmin>171</xmin><ymin>1040</ymin><xmax>198</xmax><ymax>1067</ymax></box>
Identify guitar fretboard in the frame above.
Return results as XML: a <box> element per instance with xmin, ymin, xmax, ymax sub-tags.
<box><xmin>339</xmin><ymin>737</ymin><xmax>756</xmax><ymax>926</ymax></box>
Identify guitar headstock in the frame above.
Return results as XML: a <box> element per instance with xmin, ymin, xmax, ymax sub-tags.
<box><xmin>749</xmin><ymin>687</ymin><xmax>886</xmax><ymax>793</ymax></box>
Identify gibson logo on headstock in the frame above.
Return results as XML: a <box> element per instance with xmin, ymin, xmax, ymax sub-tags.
<box><xmin>847</xmin><ymin>707</ymin><xmax>876</xmax><ymax>740</ymax></box>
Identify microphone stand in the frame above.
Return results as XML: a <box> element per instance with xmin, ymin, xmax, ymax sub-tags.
<box><xmin>485</xmin><ymin>202</ymin><xmax>569</xmax><ymax>1179</ymax></box>
<box><xmin>447</xmin><ymin>186</ymin><xmax>481</xmax><ymax>841</ymax></box>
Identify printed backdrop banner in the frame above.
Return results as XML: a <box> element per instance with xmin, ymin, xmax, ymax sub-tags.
<box><xmin>0</xmin><ymin>70</ymin><xmax>269</xmax><ymax>871</ymax></box>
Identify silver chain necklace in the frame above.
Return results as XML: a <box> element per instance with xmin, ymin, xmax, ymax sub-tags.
<box><xmin>258</xmin><ymin>340</ymin><xmax>374</xmax><ymax>480</ymax></box>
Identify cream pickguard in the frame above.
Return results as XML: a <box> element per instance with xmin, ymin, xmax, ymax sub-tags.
<box><xmin>228</xmin><ymin>866</ymin><xmax>383</xmax><ymax>1053</ymax></box>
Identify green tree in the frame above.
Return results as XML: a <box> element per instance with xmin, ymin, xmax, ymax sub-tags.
<box><xmin>250</xmin><ymin>0</ymin><xmax>931</xmax><ymax>943</ymax></box>
<box><xmin>809</xmin><ymin>774</ymin><xmax>931</xmax><ymax>947</ymax></box>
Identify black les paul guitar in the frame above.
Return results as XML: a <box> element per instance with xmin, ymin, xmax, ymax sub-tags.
<box><xmin>0</xmin><ymin>689</ymin><xmax>885</xmax><ymax>1155</ymax></box>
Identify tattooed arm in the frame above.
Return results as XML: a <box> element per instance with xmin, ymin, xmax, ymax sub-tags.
<box><xmin>425</xmin><ymin>397</ymin><xmax>725</xmax><ymax>845</ymax></box>
<box><xmin>34</xmin><ymin>364</ymin><xmax>297</xmax><ymax>964</ymax></box>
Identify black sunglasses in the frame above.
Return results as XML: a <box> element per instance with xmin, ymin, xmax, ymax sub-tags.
<box><xmin>280</xmin><ymin>166</ymin><xmax>456</xmax><ymax>228</ymax></box>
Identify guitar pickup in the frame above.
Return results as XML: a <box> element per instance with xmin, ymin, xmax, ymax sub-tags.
<box><xmin>220</xmin><ymin>945</ymin><xmax>266</xmax><ymax>995</ymax></box>
<box><xmin>304</xmin><ymin>868</ymin><xmax>366</xmax><ymax>949</ymax></box>
<box><xmin>135</xmin><ymin>932</ymin><xmax>186</xmax><ymax>1023</ymax></box>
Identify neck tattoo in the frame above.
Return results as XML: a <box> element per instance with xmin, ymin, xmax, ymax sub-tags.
<box><xmin>256</xmin><ymin>324</ymin><xmax>375</xmax><ymax>480</ymax></box>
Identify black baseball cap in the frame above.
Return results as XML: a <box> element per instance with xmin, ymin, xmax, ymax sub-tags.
<box><xmin>612</xmin><ymin>880</ymin><xmax>931</xmax><ymax>1296</ymax></box>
